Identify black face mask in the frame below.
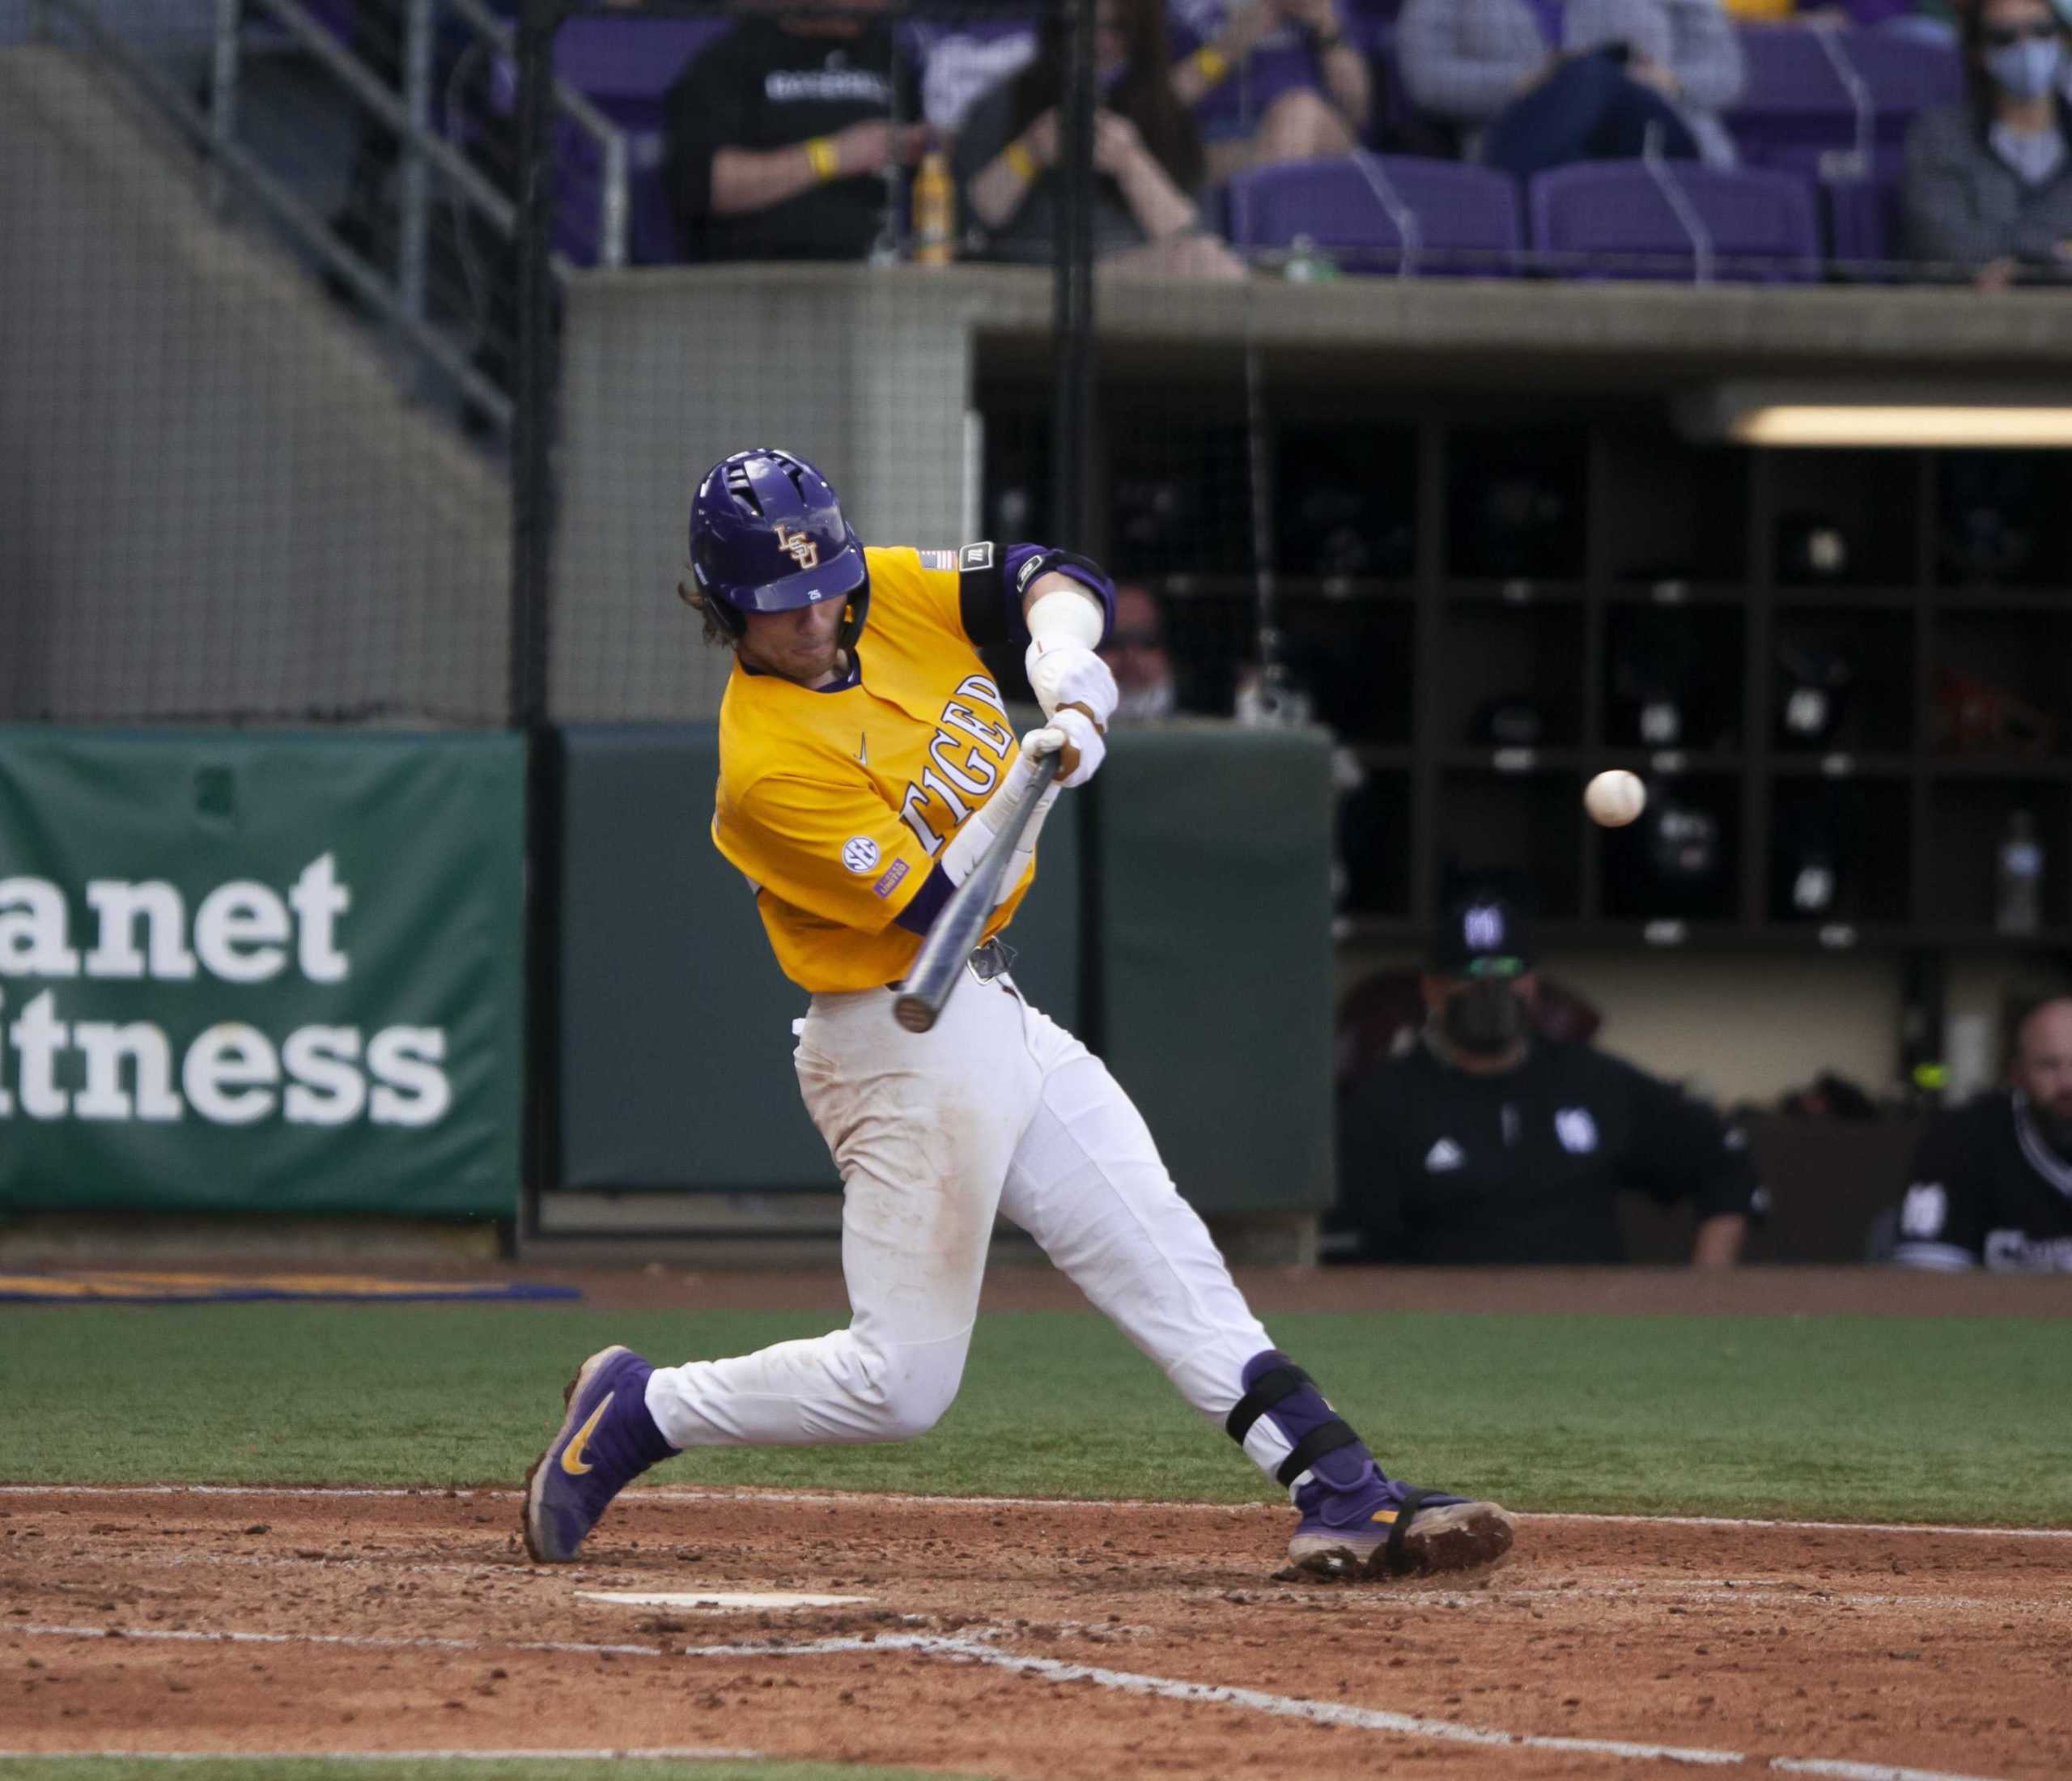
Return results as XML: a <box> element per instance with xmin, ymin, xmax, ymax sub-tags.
<box><xmin>1441</xmin><ymin>980</ymin><xmax>1527</xmax><ymax>1057</ymax></box>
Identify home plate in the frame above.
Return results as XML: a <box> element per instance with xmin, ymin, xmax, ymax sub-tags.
<box><xmin>577</xmin><ymin>1590</ymin><xmax>870</xmax><ymax>1611</ymax></box>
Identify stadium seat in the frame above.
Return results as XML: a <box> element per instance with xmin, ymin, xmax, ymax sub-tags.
<box><xmin>1823</xmin><ymin>168</ymin><xmax>1906</xmax><ymax>271</ymax></box>
<box><xmin>1225</xmin><ymin>153</ymin><xmax>1522</xmax><ymax>276</ymax></box>
<box><xmin>1726</xmin><ymin>24</ymin><xmax>1960</xmax><ymax>166</ymax></box>
<box><xmin>1527</xmin><ymin>160</ymin><xmax>1820</xmax><ymax>282</ymax></box>
<box><xmin>551</xmin><ymin>15</ymin><xmax>732</xmax><ymax>265</ymax></box>
<box><xmin>1839</xmin><ymin>29</ymin><xmax>1964</xmax><ymax>135</ymax></box>
<box><xmin>1751</xmin><ymin>142</ymin><xmax>1906</xmax><ymax>271</ymax></box>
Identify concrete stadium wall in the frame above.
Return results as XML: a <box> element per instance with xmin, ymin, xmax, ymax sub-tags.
<box><xmin>0</xmin><ymin>45</ymin><xmax>509</xmax><ymax>724</ymax></box>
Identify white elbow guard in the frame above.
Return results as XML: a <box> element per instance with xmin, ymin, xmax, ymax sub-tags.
<box><xmin>1025</xmin><ymin>586</ymin><xmax>1115</xmax><ymax>725</ymax></box>
<box><xmin>1025</xmin><ymin>586</ymin><xmax>1106</xmax><ymax>652</ymax></box>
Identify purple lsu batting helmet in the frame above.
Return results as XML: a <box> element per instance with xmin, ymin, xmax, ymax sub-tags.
<box><xmin>687</xmin><ymin>448</ymin><xmax>870</xmax><ymax>649</ymax></box>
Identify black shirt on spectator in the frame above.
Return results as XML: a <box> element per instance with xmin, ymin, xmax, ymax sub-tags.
<box><xmin>664</xmin><ymin>20</ymin><xmax>913</xmax><ymax>261</ymax></box>
<box><xmin>1893</xmin><ymin>1090</ymin><xmax>2072</xmax><ymax>1273</ymax></box>
<box><xmin>1335</xmin><ymin>1038</ymin><xmax>1761</xmax><ymax>1265</ymax></box>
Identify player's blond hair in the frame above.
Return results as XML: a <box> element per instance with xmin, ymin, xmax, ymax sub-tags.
<box><xmin>677</xmin><ymin>573</ymin><xmax>733</xmax><ymax>648</ymax></box>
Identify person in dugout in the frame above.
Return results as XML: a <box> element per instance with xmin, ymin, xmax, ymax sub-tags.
<box><xmin>1892</xmin><ymin>994</ymin><xmax>2072</xmax><ymax>1273</ymax></box>
<box><xmin>1331</xmin><ymin>890</ymin><xmax>1763</xmax><ymax>1265</ymax></box>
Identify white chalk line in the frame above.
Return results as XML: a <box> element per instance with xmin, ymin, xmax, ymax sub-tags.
<box><xmin>6</xmin><ymin>1482</ymin><xmax>2070</xmax><ymax>1541</ymax></box>
<box><xmin>675</xmin><ymin>1633</ymin><xmax>2009</xmax><ymax>1781</ymax></box>
<box><xmin>6</xmin><ymin>1622</ymin><xmax>2011</xmax><ymax>1781</ymax></box>
<box><xmin>0</xmin><ymin>1753</ymin><xmax>762</xmax><ymax>1766</ymax></box>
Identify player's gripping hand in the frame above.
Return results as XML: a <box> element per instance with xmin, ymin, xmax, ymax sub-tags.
<box><xmin>1025</xmin><ymin>637</ymin><xmax>1118</xmax><ymax>729</ymax></box>
<box><xmin>1022</xmin><ymin>706</ymin><xmax>1105</xmax><ymax>789</ymax></box>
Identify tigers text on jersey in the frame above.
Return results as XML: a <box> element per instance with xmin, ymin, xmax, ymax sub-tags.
<box><xmin>712</xmin><ymin>543</ymin><xmax>1033</xmax><ymax>993</ymax></box>
<box><xmin>1893</xmin><ymin>1090</ymin><xmax>2072</xmax><ymax>1273</ymax></box>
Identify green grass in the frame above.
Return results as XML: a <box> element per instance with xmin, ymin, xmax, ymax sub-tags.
<box><xmin>0</xmin><ymin>1763</ymin><xmax>983</xmax><ymax>1781</ymax></box>
<box><xmin>3</xmin><ymin>1304</ymin><xmax>2069</xmax><ymax>1525</ymax></box>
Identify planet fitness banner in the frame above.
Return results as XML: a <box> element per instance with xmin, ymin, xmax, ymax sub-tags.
<box><xmin>0</xmin><ymin>730</ymin><xmax>524</xmax><ymax>1217</ymax></box>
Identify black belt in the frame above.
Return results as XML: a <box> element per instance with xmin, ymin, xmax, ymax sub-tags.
<box><xmin>888</xmin><ymin>937</ymin><xmax>1014</xmax><ymax>992</ymax></box>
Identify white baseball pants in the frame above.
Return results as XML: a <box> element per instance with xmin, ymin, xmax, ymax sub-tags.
<box><xmin>642</xmin><ymin>969</ymin><xmax>1303</xmax><ymax>1486</ymax></box>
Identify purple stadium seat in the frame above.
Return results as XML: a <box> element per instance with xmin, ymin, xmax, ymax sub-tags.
<box><xmin>1841</xmin><ymin>31</ymin><xmax>1963</xmax><ymax>132</ymax></box>
<box><xmin>1726</xmin><ymin>25</ymin><xmax>1961</xmax><ymax>164</ymax></box>
<box><xmin>1226</xmin><ymin>154</ymin><xmax>1522</xmax><ymax>276</ymax></box>
<box><xmin>1726</xmin><ymin>25</ymin><xmax>1854</xmax><ymax>161</ymax></box>
<box><xmin>1527</xmin><ymin>160</ymin><xmax>1820</xmax><ymax>282</ymax></box>
<box><xmin>552</xmin><ymin>15</ymin><xmax>730</xmax><ymax>107</ymax></box>
<box><xmin>1824</xmin><ymin>172</ymin><xmax>1904</xmax><ymax>270</ymax></box>
<box><xmin>1752</xmin><ymin>142</ymin><xmax>1904</xmax><ymax>270</ymax></box>
<box><xmin>549</xmin><ymin>16</ymin><xmax>732</xmax><ymax>266</ymax></box>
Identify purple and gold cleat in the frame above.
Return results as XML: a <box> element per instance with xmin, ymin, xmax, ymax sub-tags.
<box><xmin>521</xmin><ymin>1345</ymin><xmax>675</xmax><ymax>1564</ymax></box>
<box><xmin>1288</xmin><ymin>1473</ymin><xmax>1517</xmax><ymax>1581</ymax></box>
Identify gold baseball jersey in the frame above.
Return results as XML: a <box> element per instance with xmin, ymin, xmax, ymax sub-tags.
<box><xmin>712</xmin><ymin>543</ymin><xmax>1034</xmax><ymax>994</ymax></box>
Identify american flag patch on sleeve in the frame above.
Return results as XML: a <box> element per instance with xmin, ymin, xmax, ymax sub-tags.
<box><xmin>918</xmin><ymin>549</ymin><xmax>956</xmax><ymax>572</ymax></box>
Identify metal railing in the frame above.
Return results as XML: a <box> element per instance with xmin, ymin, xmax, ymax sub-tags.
<box><xmin>33</xmin><ymin>0</ymin><xmax>631</xmax><ymax>437</ymax></box>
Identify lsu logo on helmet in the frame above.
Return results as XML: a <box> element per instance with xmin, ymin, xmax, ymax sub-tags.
<box><xmin>775</xmin><ymin>525</ymin><xmax>820</xmax><ymax>570</ymax></box>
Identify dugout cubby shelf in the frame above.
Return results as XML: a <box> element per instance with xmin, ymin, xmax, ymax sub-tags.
<box><xmin>971</xmin><ymin>380</ymin><xmax>2072</xmax><ymax>952</ymax></box>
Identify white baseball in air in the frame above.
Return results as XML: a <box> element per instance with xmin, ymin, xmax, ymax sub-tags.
<box><xmin>1585</xmin><ymin>769</ymin><xmax>1647</xmax><ymax>828</ymax></box>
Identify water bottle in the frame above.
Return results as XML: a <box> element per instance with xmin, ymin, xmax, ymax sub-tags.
<box><xmin>1282</xmin><ymin>234</ymin><xmax>1340</xmax><ymax>284</ymax></box>
<box><xmin>1996</xmin><ymin>809</ymin><xmax>2043</xmax><ymax>936</ymax></box>
<box><xmin>911</xmin><ymin>150</ymin><xmax>955</xmax><ymax>267</ymax></box>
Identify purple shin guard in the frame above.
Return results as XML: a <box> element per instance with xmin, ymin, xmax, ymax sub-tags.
<box><xmin>1232</xmin><ymin>1349</ymin><xmax>1502</xmax><ymax>1579</ymax></box>
<box><xmin>1229</xmin><ymin>1349</ymin><xmax>1382</xmax><ymax>1509</ymax></box>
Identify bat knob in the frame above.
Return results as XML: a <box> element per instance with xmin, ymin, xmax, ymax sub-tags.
<box><xmin>893</xmin><ymin>996</ymin><xmax>937</xmax><ymax>1034</ymax></box>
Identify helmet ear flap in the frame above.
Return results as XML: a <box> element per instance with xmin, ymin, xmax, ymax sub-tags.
<box><xmin>834</xmin><ymin>533</ymin><xmax>870</xmax><ymax>651</ymax></box>
<box><xmin>837</xmin><ymin>590</ymin><xmax>868</xmax><ymax>652</ymax></box>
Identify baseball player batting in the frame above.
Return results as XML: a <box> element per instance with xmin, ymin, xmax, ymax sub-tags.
<box><xmin>523</xmin><ymin>447</ymin><xmax>1516</xmax><ymax>1583</ymax></box>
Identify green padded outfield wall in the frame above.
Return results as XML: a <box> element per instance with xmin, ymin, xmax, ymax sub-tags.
<box><xmin>1092</xmin><ymin>722</ymin><xmax>1335</xmax><ymax>1217</ymax></box>
<box><xmin>556</xmin><ymin>724</ymin><xmax>1081</xmax><ymax>1192</ymax></box>
<box><xmin>0</xmin><ymin>729</ymin><xmax>524</xmax><ymax>1217</ymax></box>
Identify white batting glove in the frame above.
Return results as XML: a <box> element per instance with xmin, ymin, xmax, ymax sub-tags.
<box><xmin>1022</xmin><ymin>707</ymin><xmax>1106</xmax><ymax>789</ymax></box>
<box><xmin>1025</xmin><ymin>638</ymin><xmax>1119</xmax><ymax>729</ymax></box>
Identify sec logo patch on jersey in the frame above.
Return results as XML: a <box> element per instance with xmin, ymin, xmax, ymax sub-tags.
<box><xmin>841</xmin><ymin>835</ymin><xmax>882</xmax><ymax>875</ymax></box>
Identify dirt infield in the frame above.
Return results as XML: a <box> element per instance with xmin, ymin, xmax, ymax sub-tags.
<box><xmin>6</xmin><ymin>1483</ymin><xmax>2069</xmax><ymax>1779</ymax></box>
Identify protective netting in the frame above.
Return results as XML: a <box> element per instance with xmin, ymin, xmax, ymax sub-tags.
<box><xmin>0</xmin><ymin>0</ymin><xmax>528</xmax><ymax>723</ymax></box>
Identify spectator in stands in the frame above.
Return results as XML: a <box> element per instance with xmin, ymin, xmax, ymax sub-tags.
<box><xmin>1167</xmin><ymin>0</ymin><xmax>1373</xmax><ymax>179</ymax></box>
<box><xmin>1331</xmin><ymin>890</ymin><xmax>1760</xmax><ymax>1265</ymax></box>
<box><xmin>1900</xmin><ymin>0</ymin><xmax>2072</xmax><ymax>283</ymax></box>
<box><xmin>953</xmin><ymin>0</ymin><xmax>1247</xmax><ymax>278</ymax></box>
<box><xmin>1892</xmin><ymin>995</ymin><xmax>2072</xmax><ymax>1272</ymax></box>
<box><xmin>1396</xmin><ymin>0</ymin><xmax>1745</xmax><ymax>179</ymax></box>
<box><xmin>663</xmin><ymin>0</ymin><xmax>923</xmax><ymax>262</ymax></box>
<box><xmin>1099</xmin><ymin>584</ymin><xmax>1180</xmax><ymax>720</ymax></box>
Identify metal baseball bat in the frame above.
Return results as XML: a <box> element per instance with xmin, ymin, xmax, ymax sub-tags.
<box><xmin>893</xmin><ymin>752</ymin><xmax>1063</xmax><ymax>1034</ymax></box>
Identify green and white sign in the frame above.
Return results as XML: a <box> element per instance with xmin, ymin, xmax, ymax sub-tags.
<box><xmin>0</xmin><ymin>729</ymin><xmax>524</xmax><ymax>1217</ymax></box>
